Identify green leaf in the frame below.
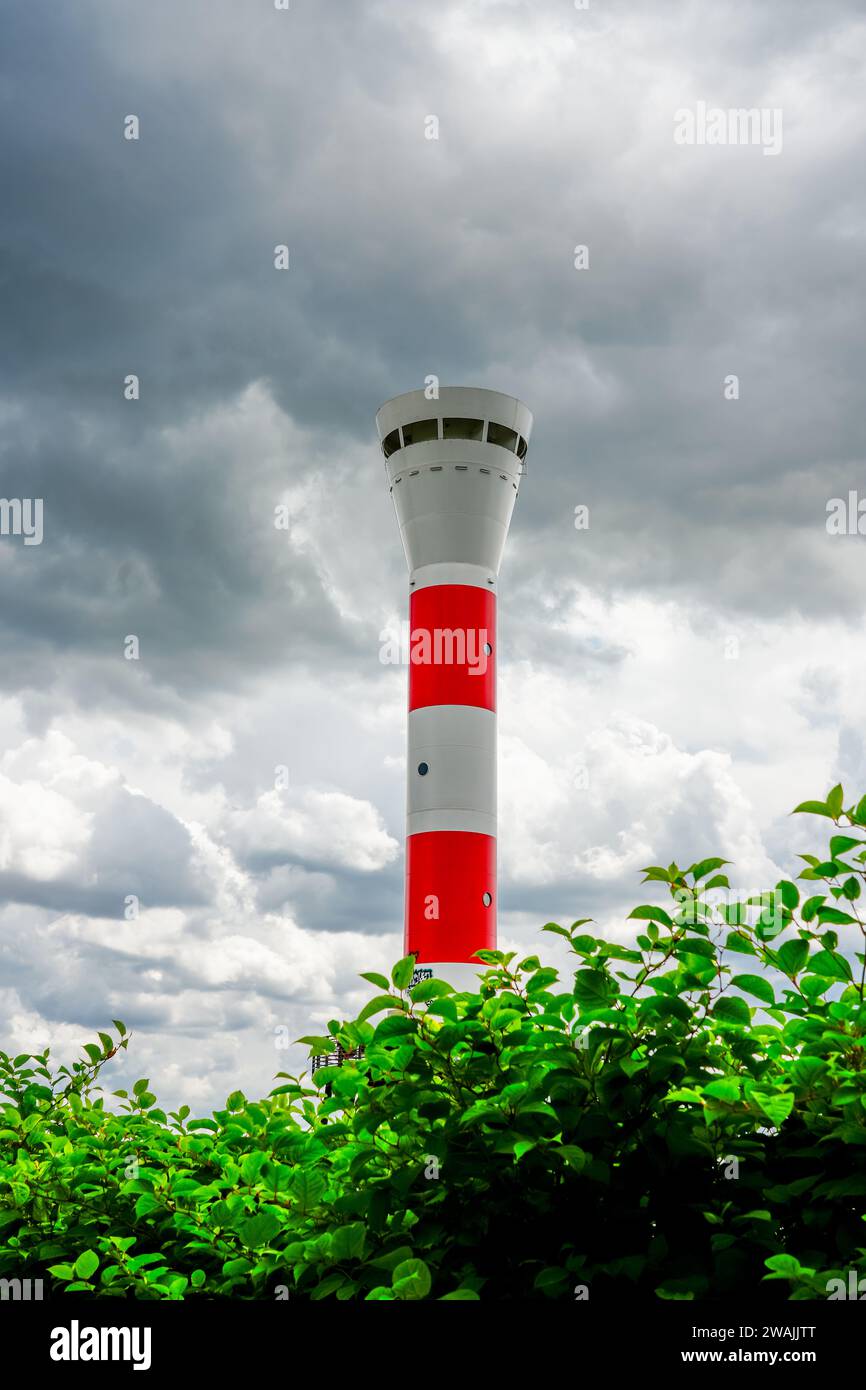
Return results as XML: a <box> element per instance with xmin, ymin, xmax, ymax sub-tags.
<box><xmin>533</xmin><ymin>1266</ymin><xmax>569</xmax><ymax>1294</ymax></box>
<box><xmin>764</xmin><ymin>1254</ymin><xmax>804</xmax><ymax>1280</ymax></box>
<box><xmin>356</xmin><ymin>994</ymin><xmax>401</xmax><ymax>1024</ymax></box>
<box><xmin>411</xmin><ymin>978</ymin><xmax>453</xmax><ymax>1002</ymax></box>
<box><xmin>731</xmin><ymin>974</ymin><xmax>776</xmax><ymax>1006</ymax></box>
<box><xmin>557</xmin><ymin>1144</ymin><xmax>588</xmax><ymax>1170</ymax></box>
<box><xmin>570</xmin><ymin>935</ymin><xmax>598</xmax><ymax>956</ymax></box>
<box><xmin>675</xmin><ymin>936</ymin><xmax>715</xmax><ymax>958</ymax></box>
<box><xmin>74</xmin><ymin>1249</ymin><xmax>99</xmax><ymax>1281</ymax></box>
<box><xmin>641</xmin><ymin>865</ymin><xmax>672</xmax><ymax>881</ymax></box>
<box><xmin>426</xmin><ymin>997</ymin><xmax>458</xmax><ymax>1023</ymax></box>
<box><xmin>541</xmin><ymin>922</ymin><xmax>572</xmax><ymax>940</ymax></box>
<box><xmin>628</xmin><ymin>905</ymin><xmax>673</xmax><ymax>927</ymax></box>
<box><xmin>801</xmin><ymin>975</ymin><xmax>830</xmax><ymax>998</ymax></box>
<box><xmin>790</xmin><ymin>1057</ymin><xmax>828</xmax><ymax>1089</ymax></box>
<box><xmin>392</xmin><ymin>1258</ymin><xmax>432</xmax><ymax>1300</ymax></box>
<box><xmin>391</xmin><ymin>956</ymin><xmax>415</xmax><ymax>991</ymax></box>
<box><xmin>776</xmin><ymin>939</ymin><xmax>809</xmax><ymax>975</ymax></box>
<box><xmin>830</xmin><ymin>835</ymin><xmax>863</xmax><ymax>857</ymax></box>
<box><xmin>359</xmin><ymin>972</ymin><xmax>391</xmax><ymax>990</ymax></box>
<box><xmin>724</xmin><ymin>931</ymin><xmax>756</xmax><ymax>956</ymax></box>
<box><xmin>240</xmin><ymin>1151</ymin><xmax>267</xmax><ymax>1185</ymax></box>
<box><xmin>311</xmin><ymin>1272</ymin><xmax>348</xmax><ymax>1300</ymax></box>
<box><xmin>369</xmin><ymin>1245</ymin><xmax>414</xmax><ymax>1272</ymax></box>
<box><xmin>573</xmin><ymin>970</ymin><xmax>618</xmax><ymax>1004</ymax></box>
<box><xmin>687</xmin><ymin>857</ymin><xmax>730</xmax><ymax>881</ymax></box>
<box><xmin>330</xmin><ymin>1222</ymin><xmax>366</xmax><ymax>1261</ymax></box>
<box><xmin>372</xmin><ymin>1014</ymin><xmax>417</xmax><ymax>1041</ymax></box>
<box><xmin>703</xmin><ymin>1079</ymin><xmax>741</xmax><ymax>1104</ymax></box>
<box><xmin>808</xmin><ymin>949</ymin><xmax>852</xmax><ymax>982</ymax></box>
<box><xmin>801</xmin><ymin>895</ymin><xmax>825</xmax><ymax>922</ymax></box>
<box><xmin>134</xmin><ymin>1193</ymin><xmax>161</xmax><ymax>1218</ymax></box>
<box><xmin>827</xmin><ymin>784</ymin><xmax>844</xmax><ymax>817</ymax></box>
<box><xmin>750</xmin><ymin>1090</ymin><xmax>795</xmax><ymax>1127</ymax></box>
<box><xmin>776</xmin><ymin>880</ymin><xmax>799</xmax><ymax>911</ymax></box>
<box><xmin>665</xmin><ymin>1087</ymin><xmax>704</xmax><ymax>1104</ymax></box>
<box><xmin>128</xmin><ymin>1253</ymin><xmax>165</xmax><ymax>1272</ymax></box>
<box><xmin>713</xmin><ymin>996</ymin><xmax>751</xmax><ymax>1025</ymax></box>
<box><xmin>239</xmin><ymin>1212</ymin><xmax>282</xmax><ymax>1248</ymax></box>
<box><xmin>792</xmin><ymin>800</ymin><xmax>833</xmax><ymax>818</ymax></box>
<box><xmin>293</xmin><ymin>1169</ymin><xmax>325</xmax><ymax>1211</ymax></box>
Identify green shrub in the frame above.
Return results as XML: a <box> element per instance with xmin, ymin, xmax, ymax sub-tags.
<box><xmin>2</xmin><ymin>787</ymin><xmax>866</xmax><ymax>1300</ymax></box>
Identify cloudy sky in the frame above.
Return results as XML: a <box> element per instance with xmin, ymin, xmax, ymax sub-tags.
<box><xmin>1</xmin><ymin>0</ymin><xmax>864</xmax><ymax>1111</ymax></box>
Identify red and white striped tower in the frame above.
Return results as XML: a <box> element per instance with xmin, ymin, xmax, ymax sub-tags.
<box><xmin>376</xmin><ymin>387</ymin><xmax>533</xmax><ymax>990</ymax></box>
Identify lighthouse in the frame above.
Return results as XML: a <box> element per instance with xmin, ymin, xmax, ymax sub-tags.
<box><xmin>377</xmin><ymin>387</ymin><xmax>533</xmax><ymax>990</ymax></box>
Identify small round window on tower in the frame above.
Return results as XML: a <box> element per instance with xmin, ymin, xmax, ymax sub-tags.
<box><xmin>417</xmin><ymin>762</ymin><xmax>429</xmax><ymax>776</ymax></box>
<box><xmin>482</xmin><ymin>892</ymin><xmax>492</xmax><ymax>907</ymax></box>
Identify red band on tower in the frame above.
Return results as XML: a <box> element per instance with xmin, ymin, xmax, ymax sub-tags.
<box><xmin>405</xmin><ymin>830</ymin><xmax>496</xmax><ymax>963</ymax></box>
<box><xmin>408</xmin><ymin>585</ymin><xmax>496</xmax><ymax>713</ymax></box>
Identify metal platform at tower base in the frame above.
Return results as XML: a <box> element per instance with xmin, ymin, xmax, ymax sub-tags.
<box><xmin>310</xmin><ymin>1044</ymin><xmax>364</xmax><ymax>1077</ymax></box>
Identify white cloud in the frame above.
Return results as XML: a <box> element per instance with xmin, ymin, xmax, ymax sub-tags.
<box><xmin>0</xmin><ymin>733</ymin><xmax>102</xmax><ymax>879</ymax></box>
<box><xmin>224</xmin><ymin>786</ymin><xmax>399</xmax><ymax>873</ymax></box>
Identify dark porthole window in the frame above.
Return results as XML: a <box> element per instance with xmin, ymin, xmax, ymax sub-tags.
<box><xmin>417</xmin><ymin>762</ymin><xmax>429</xmax><ymax>776</ymax></box>
<box><xmin>516</xmin><ymin>435</ymin><xmax>528</xmax><ymax>461</ymax></box>
<box><xmin>482</xmin><ymin>892</ymin><xmax>492</xmax><ymax>907</ymax></box>
<box><xmin>381</xmin><ymin>428</ymin><xmax>402</xmax><ymax>458</ymax></box>
<box><xmin>486</xmin><ymin>421</ymin><xmax>519</xmax><ymax>452</ymax></box>
<box><xmin>443</xmin><ymin>417</ymin><xmax>484</xmax><ymax>441</ymax></box>
<box><xmin>402</xmin><ymin>419</ymin><xmax>439</xmax><ymax>446</ymax></box>
<box><xmin>484</xmin><ymin>642</ymin><xmax>492</xmax><ymax>656</ymax></box>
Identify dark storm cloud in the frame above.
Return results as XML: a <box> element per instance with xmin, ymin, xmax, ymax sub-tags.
<box><xmin>0</xmin><ymin>410</ymin><xmax>364</xmax><ymax>705</ymax></box>
<box><xmin>2</xmin><ymin>0</ymin><xmax>865</xmax><ymax>717</ymax></box>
